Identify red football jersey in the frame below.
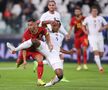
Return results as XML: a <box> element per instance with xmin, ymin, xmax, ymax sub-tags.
<box><xmin>70</xmin><ymin>16</ymin><xmax>86</xmax><ymax>38</ymax></box>
<box><xmin>22</xmin><ymin>27</ymin><xmax>48</xmax><ymax>52</ymax></box>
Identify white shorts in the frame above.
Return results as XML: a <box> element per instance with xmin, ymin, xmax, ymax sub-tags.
<box><xmin>51</xmin><ymin>62</ymin><xmax>63</xmax><ymax>70</ymax></box>
<box><xmin>88</xmin><ymin>36</ymin><xmax>104</xmax><ymax>52</ymax></box>
<box><xmin>47</xmin><ymin>50</ymin><xmax>63</xmax><ymax>70</ymax></box>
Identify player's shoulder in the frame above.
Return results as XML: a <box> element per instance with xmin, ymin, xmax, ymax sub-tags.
<box><xmin>97</xmin><ymin>16</ymin><xmax>104</xmax><ymax>19</ymax></box>
<box><xmin>38</xmin><ymin>27</ymin><xmax>47</xmax><ymax>32</ymax></box>
<box><xmin>23</xmin><ymin>28</ymin><xmax>29</xmax><ymax>34</ymax></box>
<box><xmin>84</xmin><ymin>15</ymin><xmax>91</xmax><ymax>21</ymax></box>
<box><xmin>41</xmin><ymin>11</ymin><xmax>49</xmax><ymax>16</ymax></box>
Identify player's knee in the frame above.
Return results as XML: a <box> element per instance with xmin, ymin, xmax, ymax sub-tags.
<box><xmin>31</xmin><ymin>39</ymin><xmax>40</xmax><ymax>47</ymax></box>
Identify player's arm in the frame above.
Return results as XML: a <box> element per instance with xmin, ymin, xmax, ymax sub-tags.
<box><xmin>82</xmin><ymin>25</ymin><xmax>89</xmax><ymax>35</ymax></box>
<box><xmin>45</xmin><ymin>31</ymin><xmax>53</xmax><ymax>51</ymax></box>
<box><xmin>82</xmin><ymin>18</ymin><xmax>89</xmax><ymax>35</ymax></box>
<box><xmin>60</xmin><ymin>48</ymin><xmax>76</xmax><ymax>54</ymax></box>
<box><xmin>98</xmin><ymin>17</ymin><xmax>108</xmax><ymax>32</ymax></box>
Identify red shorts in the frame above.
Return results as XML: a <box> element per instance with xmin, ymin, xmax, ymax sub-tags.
<box><xmin>16</xmin><ymin>50</ymin><xmax>43</xmax><ymax>64</ymax></box>
<box><xmin>74</xmin><ymin>35</ymin><xmax>88</xmax><ymax>49</ymax></box>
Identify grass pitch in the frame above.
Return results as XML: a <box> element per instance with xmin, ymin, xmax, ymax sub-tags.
<box><xmin>0</xmin><ymin>62</ymin><xmax>108</xmax><ymax>90</ymax></box>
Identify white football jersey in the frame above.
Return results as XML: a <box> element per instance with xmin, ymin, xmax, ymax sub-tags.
<box><xmin>50</xmin><ymin>32</ymin><xmax>64</xmax><ymax>52</ymax></box>
<box><xmin>39</xmin><ymin>11</ymin><xmax>67</xmax><ymax>35</ymax></box>
<box><xmin>83</xmin><ymin>15</ymin><xmax>107</xmax><ymax>37</ymax></box>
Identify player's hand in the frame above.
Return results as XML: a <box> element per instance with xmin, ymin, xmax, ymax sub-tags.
<box><xmin>98</xmin><ymin>27</ymin><xmax>103</xmax><ymax>32</ymax></box>
<box><xmin>65</xmin><ymin>34</ymin><xmax>70</xmax><ymax>41</ymax></box>
<box><xmin>69</xmin><ymin>49</ymin><xmax>76</xmax><ymax>54</ymax></box>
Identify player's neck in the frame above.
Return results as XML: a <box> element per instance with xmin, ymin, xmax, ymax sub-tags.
<box><xmin>49</xmin><ymin>11</ymin><xmax>55</xmax><ymax>14</ymax></box>
<box><xmin>75</xmin><ymin>15</ymin><xmax>82</xmax><ymax>20</ymax></box>
<box><xmin>91</xmin><ymin>14</ymin><xmax>97</xmax><ymax>18</ymax></box>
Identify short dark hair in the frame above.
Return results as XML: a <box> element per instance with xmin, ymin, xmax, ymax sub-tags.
<box><xmin>27</xmin><ymin>18</ymin><xmax>36</xmax><ymax>22</ymax></box>
<box><xmin>55</xmin><ymin>20</ymin><xmax>61</xmax><ymax>26</ymax></box>
<box><xmin>47</xmin><ymin>0</ymin><xmax>56</xmax><ymax>5</ymax></box>
<box><xmin>74</xmin><ymin>6</ymin><xmax>81</xmax><ymax>11</ymax></box>
<box><xmin>90</xmin><ymin>5</ymin><xmax>101</xmax><ymax>14</ymax></box>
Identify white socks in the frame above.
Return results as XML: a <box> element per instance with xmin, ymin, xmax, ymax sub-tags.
<box><xmin>15</xmin><ymin>39</ymin><xmax>32</xmax><ymax>51</ymax></box>
<box><xmin>51</xmin><ymin>75</ymin><xmax>60</xmax><ymax>85</ymax></box>
<box><xmin>94</xmin><ymin>55</ymin><xmax>103</xmax><ymax>70</ymax></box>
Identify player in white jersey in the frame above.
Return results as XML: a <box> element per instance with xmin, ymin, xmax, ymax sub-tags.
<box><xmin>7</xmin><ymin>20</ymin><xmax>74</xmax><ymax>87</ymax></box>
<box><xmin>82</xmin><ymin>6</ymin><xmax>108</xmax><ymax>73</ymax></box>
<box><xmin>39</xmin><ymin>0</ymin><xmax>70</xmax><ymax>81</ymax></box>
<box><xmin>39</xmin><ymin>0</ymin><xmax>70</xmax><ymax>40</ymax></box>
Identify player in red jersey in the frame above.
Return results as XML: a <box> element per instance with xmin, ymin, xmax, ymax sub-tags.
<box><xmin>15</xmin><ymin>18</ymin><xmax>52</xmax><ymax>86</ymax></box>
<box><xmin>68</xmin><ymin>7</ymin><xmax>88</xmax><ymax>71</ymax></box>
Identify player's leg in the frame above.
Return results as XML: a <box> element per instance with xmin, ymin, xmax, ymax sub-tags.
<box><xmin>6</xmin><ymin>39</ymin><xmax>40</xmax><ymax>53</ymax></box>
<box><xmin>88</xmin><ymin>36</ymin><xmax>103</xmax><ymax>72</ymax></box>
<box><xmin>59</xmin><ymin>54</ymin><xmax>70</xmax><ymax>82</ymax></box>
<box><xmin>76</xmin><ymin>48</ymin><xmax>82</xmax><ymax>71</ymax></box>
<box><xmin>82</xmin><ymin>37</ymin><xmax>88</xmax><ymax>70</ymax></box>
<box><xmin>82</xmin><ymin>46</ymin><xmax>88</xmax><ymax>70</ymax></box>
<box><xmin>16</xmin><ymin>51</ymin><xmax>24</xmax><ymax>68</ymax></box>
<box><xmin>94</xmin><ymin>51</ymin><xmax>103</xmax><ymax>72</ymax></box>
<box><xmin>7</xmin><ymin>39</ymin><xmax>50</xmax><ymax>58</ymax></box>
<box><xmin>74</xmin><ymin>38</ymin><xmax>82</xmax><ymax>71</ymax></box>
<box><xmin>98</xmin><ymin>37</ymin><xmax>104</xmax><ymax>73</ymax></box>
<box><xmin>45</xmin><ymin>63</ymin><xmax>63</xmax><ymax>87</ymax></box>
<box><xmin>33</xmin><ymin>53</ymin><xmax>45</xmax><ymax>86</ymax></box>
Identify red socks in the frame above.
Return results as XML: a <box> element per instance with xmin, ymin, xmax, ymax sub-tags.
<box><xmin>83</xmin><ymin>50</ymin><xmax>87</xmax><ymax>64</ymax></box>
<box><xmin>77</xmin><ymin>52</ymin><xmax>81</xmax><ymax>65</ymax></box>
<box><xmin>37</xmin><ymin>61</ymin><xmax>43</xmax><ymax>79</ymax></box>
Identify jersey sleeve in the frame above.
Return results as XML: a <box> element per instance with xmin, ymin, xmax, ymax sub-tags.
<box><xmin>58</xmin><ymin>13</ymin><xmax>68</xmax><ymax>35</ymax></box>
<box><xmin>43</xmin><ymin>28</ymin><xmax>49</xmax><ymax>36</ymax></box>
<box><xmin>39</xmin><ymin>13</ymin><xmax>46</xmax><ymax>26</ymax></box>
<box><xmin>101</xmin><ymin>17</ymin><xmax>108</xmax><ymax>25</ymax></box>
<box><xmin>70</xmin><ymin>17</ymin><xmax>75</xmax><ymax>27</ymax></box>
<box><xmin>22</xmin><ymin>31</ymin><xmax>29</xmax><ymax>42</ymax></box>
<box><xmin>82</xmin><ymin>17</ymin><xmax>88</xmax><ymax>26</ymax></box>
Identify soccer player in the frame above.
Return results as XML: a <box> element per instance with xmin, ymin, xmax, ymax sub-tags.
<box><xmin>68</xmin><ymin>7</ymin><xmax>88</xmax><ymax>71</ymax></box>
<box><xmin>7</xmin><ymin>20</ymin><xmax>74</xmax><ymax>87</ymax></box>
<box><xmin>44</xmin><ymin>20</ymin><xmax>75</xmax><ymax>87</ymax></box>
<box><xmin>40</xmin><ymin>0</ymin><xmax>70</xmax><ymax>81</ymax></box>
<box><xmin>9</xmin><ymin>18</ymin><xmax>53</xmax><ymax>86</ymax></box>
<box><xmin>82</xmin><ymin>6</ymin><xmax>108</xmax><ymax>73</ymax></box>
<box><xmin>39</xmin><ymin>0</ymin><xmax>70</xmax><ymax>39</ymax></box>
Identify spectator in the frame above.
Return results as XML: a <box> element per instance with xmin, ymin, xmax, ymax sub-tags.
<box><xmin>23</xmin><ymin>0</ymin><xmax>36</xmax><ymax>20</ymax></box>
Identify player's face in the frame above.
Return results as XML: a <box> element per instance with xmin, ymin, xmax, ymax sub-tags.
<box><xmin>52</xmin><ymin>21</ymin><xmax>60</xmax><ymax>32</ymax></box>
<box><xmin>74</xmin><ymin>9</ymin><xmax>81</xmax><ymax>17</ymax></box>
<box><xmin>28</xmin><ymin>21</ymin><xmax>37</xmax><ymax>34</ymax></box>
<box><xmin>91</xmin><ymin>9</ymin><xmax>98</xmax><ymax>17</ymax></box>
<box><xmin>28</xmin><ymin>21</ymin><xmax>34</xmax><ymax>30</ymax></box>
<box><xmin>48</xmin><ymin>2</ymin><xmax>56</xmax><ymax>12</ymax></box>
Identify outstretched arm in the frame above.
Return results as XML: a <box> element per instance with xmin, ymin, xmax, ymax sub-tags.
<box><xmin>60</xmin><ymin>48</ymin><xmax>76</xmax><ymax>54</ymax></box>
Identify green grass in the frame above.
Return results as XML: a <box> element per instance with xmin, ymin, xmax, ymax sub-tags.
<box><xmin>0</xmin><ymin>62</ymin><xmax>108</xmax><ymax>90</ymax></box>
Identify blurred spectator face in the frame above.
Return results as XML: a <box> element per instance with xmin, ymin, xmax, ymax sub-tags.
<box><xmin>74</xmin><ymin>9</ymin><xmax>81</xmax><ymax>17</ymax></box>
<box><xmin>48</xmin><ymin>1</ymin><xmax>56</xmax><ymax>12</ymax></box>
<box><xmin>91</xmin><ymin>8</ymin><xmax>98</xmax><ymax>17</ymax></box>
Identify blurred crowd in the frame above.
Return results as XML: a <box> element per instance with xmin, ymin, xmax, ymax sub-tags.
<box><xmin>0</xmin><ymin>0</ymin><xmax>108</xmax><ymax>35</ymax></box>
